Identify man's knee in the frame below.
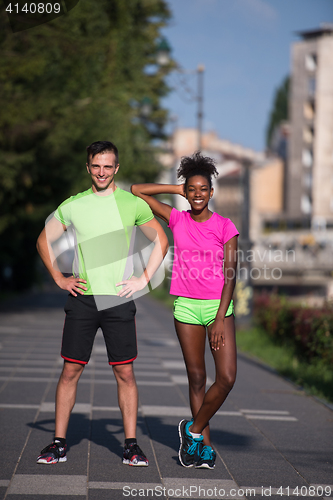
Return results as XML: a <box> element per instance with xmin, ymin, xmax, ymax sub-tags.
<box><xmin>113</xmin><ymin>363</ymin><xmax>136</xmax><ymax>386</ymax></box>
<box><xmin>60</xmin><ymin>361</ymin><xmax>84</xmax><ymax>384</ymax></box>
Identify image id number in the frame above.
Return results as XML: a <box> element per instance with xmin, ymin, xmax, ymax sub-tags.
<box><xmin>276</xmin><ymin>486</ymin><xmax>332</xmax><ymax>496</ymax></box>
<box><xmin>6</xmin><ymin>3</ymin><xmax>61</xmax><ymax>14</ymax></box>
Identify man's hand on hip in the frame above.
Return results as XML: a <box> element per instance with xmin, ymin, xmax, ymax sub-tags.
<box><xmin>56</xmin><ymin>276</ymin><xmax>87</xmax><ymax>297</ymax></box>
<box><xmin>116</xmin><ymin>276</ymin><xmax>147</xmax><ymax>298</ymax></box>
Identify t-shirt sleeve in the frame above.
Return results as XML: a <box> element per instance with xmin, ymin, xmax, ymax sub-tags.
<box><xmin>54</xmin><ymin>197</ymin><xmax>72</xmax><ymax>226</ymax></box>
<box><xmin>168</xmin><ymin>207</ymin><xmax>181</xmax><ymax>231</ymax></box>
<box><xmin>222</xmin><ymin>218</ymin><xmax>239</xmax><ymax>244</ymax></box>
<box><xmin>135</xmin><ymin>196</ymin><xmax>154</xmax><ymax>226</ymax></box>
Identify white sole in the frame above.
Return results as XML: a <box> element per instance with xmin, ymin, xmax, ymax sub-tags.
<box><xmin>37</xmin><ymin>456</ymin><xmax>67</xmax><ymax>464</ymax></box>
<box><xmin>123</xmin><ymin>459</ymin><xmax>148</xmax><ymax>466</ymax></box>
<box><xmin>178</xmin><ymin>420</ymin><xmax>194</xmax><ymax>468</ymax></box>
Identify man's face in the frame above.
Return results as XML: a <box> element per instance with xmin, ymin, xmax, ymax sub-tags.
<box><xmin>86</xmin><ymin>152</ymin><xmax>119</xmax><ymax>192</ymax></box>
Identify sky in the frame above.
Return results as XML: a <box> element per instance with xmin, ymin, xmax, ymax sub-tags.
<box><xmin>161</xmin><ymin>0</ymin><xmax>333</xmax><ymax>152</ymax></box>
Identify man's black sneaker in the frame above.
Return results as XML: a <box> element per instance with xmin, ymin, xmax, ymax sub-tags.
<box><xmin>178</xmin><ymin>419</ymin><xmax>203</xmax><ymax>467</ymax></box>
<box><xmin>195</xmin><ymin>445</ymin><xmax>216</xmax><ymax>469</ymax></box>
<box><xmin>36</xmin><ymin>441</ymin><xmax>67</xmax><ymax>464</ymax></box>
<box><xmin>123</xmin><ymin>443</ymin><xmax>149</xmax><ymax>466</ymax></box>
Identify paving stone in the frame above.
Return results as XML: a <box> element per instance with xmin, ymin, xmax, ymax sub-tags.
<box><xmin>0</xmin><ymin>292</ymin><xmax>332</xmax><ymax>500</ymax></box>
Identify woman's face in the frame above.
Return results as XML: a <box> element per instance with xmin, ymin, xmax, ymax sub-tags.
<box><xmin>185</xmin><ymin>175</ymin><xmax>213</xmax><ymax>210</ymax></box>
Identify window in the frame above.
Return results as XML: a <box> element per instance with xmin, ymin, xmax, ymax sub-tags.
<box><xmin>303</xmin><ymin>101</ymin><xmax>315</xmax><ymax>120</ymax></box>
<box><xmin>308</xmin><ymin>77</ymin><xmax>316</xmax><ymax>98</ymax></box>
<box><xmin>305</xmin><ymin>53</ymin><xmax>317</xmax><ymax>71</ymax></box>
<box><xmin>303</xmin><ymin>126</ymin><xmax>314</xmax><ymax>144</ymax></box>
<box><xmin>301</xmin><ymin>194</ymin><xmax>312</xmax><ymax>214</ymax></box>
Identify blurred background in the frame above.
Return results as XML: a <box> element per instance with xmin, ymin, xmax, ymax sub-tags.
<box><xmin>0</xmin><ymin>0</ymin><xmax>332</xmax><ymax>300</ymax></box>
<box><xmin>0</xmin><ymin>0</ymin><xmax>333</xmax><ymax>399</ymax></box>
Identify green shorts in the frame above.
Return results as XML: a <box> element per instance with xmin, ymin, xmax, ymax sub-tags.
<box><xmin>173</xmin><ymin>297</ymin><xmax>234</xmax><ymax>327</ymax></box>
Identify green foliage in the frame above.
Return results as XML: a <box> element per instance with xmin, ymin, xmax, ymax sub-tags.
<box><xmin>266</xmin><ymin>76</ymin><xmax>289</xmax><ymax>148</ymax></box>
<box><xmin>236</xmin><ymin>326</ymin><xmax>333</xmax><ymax>403</ymax></box>
<box><xmin>253</xmin><ymin>292</ymin><xmax>333</xmax><ymax>366</ymax></box>
<box><xmin>0</xmin><ymin>0</ymin><xmax>174</xmax><ymax>290</ymax></box>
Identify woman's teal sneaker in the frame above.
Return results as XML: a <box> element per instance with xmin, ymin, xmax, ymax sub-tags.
<box><xmin>195</xmin><ymin>445</ymin><xmax>216</xmax><ymax>469</ymax></box>
<box><xmin>178</xmin><ymin>419</ymin><xmax>203</xmax><ymax>467</ymax></box>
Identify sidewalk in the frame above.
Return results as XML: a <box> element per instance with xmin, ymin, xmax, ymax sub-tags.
<box><xmin>0</xmin><ymin>291</ymin><xmax>332</xmax><ymax>499</ymax></box>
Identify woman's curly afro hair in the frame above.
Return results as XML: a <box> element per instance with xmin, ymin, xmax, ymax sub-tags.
<box><xmin>177</xmin><ymin>151</ymin><xmax>218</xmax><ymax>189</ymax></box>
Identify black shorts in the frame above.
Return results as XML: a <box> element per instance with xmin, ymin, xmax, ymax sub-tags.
<box><xmin>61</xmin><ymin>295</ymin><xmax>137</xmax><ymax>365</ymax></box>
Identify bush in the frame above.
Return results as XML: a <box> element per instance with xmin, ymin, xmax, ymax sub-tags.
<box><xmin>253</xmin><ymin>293</ymin><xmax>333</xmax><ymax>366</ymax></box>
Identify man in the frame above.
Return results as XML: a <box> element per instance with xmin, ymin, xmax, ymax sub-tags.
<box><xmin>36</xmin><ymin>141</ymin><xmax>168</xmax><ymax>466</ymax></box>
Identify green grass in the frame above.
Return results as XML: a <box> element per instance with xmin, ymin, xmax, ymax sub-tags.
<box><xmin>237</xmin><ymin>327</ymin><xmax>333</xmax><ymax>404</ymax></box>
<box><xmin>149</xmin><ymin>286</ymin><xmax>333</xmax><ymax>405</ymax></box>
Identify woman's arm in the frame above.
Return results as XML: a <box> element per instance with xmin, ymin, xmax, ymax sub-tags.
<box><xmin>208</xmin><ymin>235</ymin><xmax>238</xmax><ymax>351</ymax></box>
<box><xmin>131</xmin><ymin>183</ymin><xmax>184</xmax><ymax>224</ymax></box>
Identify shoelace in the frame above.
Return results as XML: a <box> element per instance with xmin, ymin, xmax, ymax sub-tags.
<box><xmin>128</xmin><ymin>444</ymin><xmax>144</xmax><ymax>456</ymax></box>
<box><xmin>187</xmin><ymin>441</ymin><xmax>201</xmax><ymax>455</ymax></box>
<box><xmin>200</xmin><ymin>446</ymin><xmax>214</xmax><ymax>460</ymax></box>
<box><xmin>187</xmin><ymin>443</ymin><xmax>198</xmax><ymax>455</ymax></box>
<box><xmin>40</xmin><ymin>443</ymin><xmax>61</xmax><ymax>454</ymax></box>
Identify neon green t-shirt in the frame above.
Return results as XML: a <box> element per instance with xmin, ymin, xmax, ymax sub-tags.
<box><xmin>54</xmin><ymin>187</ymin><xmax>154</xmax><ymax>296</ymax></box>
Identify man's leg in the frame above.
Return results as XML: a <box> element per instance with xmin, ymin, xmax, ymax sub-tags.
<box><xmin>113</xmin><ymin>362</ymin><xmax>149</xmax><ymax>466</ymax></box>
<box><xmin>37</xmin><ymin>360</ymin><xmax>84</xmax><ymax>464</ymax></box>
<box><xmin>56</xmin><ymin>295</ymin><xmax>98</xmax><ymax>438</ymax></box>
<box><xmin>55</xmin><ymin>360</ymin><xmax>85</xmax><ymax>438</ymax></box>
<box><xmin>37</xmin><ymin>295</ymin><xmax>97</xmax><ymax>464</ymax></box>
<box><xmin>102</xmin><ymin>300</ymin><xmax>147</xmax><ymax>465</ymax></box>
<box><xmin>112</xmin><ymin>362</ymin><xmax>138</xmax><ymax>439</ymax></box>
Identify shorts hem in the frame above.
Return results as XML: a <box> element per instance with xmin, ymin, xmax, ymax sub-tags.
<box><xmin>109</xmin><ymin>355</ymin><xmax>137</xmax><ymax>365</ymax></box>
<box><xmin>225</xmin><ymin>312</ymin><xmax>235</xmax><ymax>318</ymax></box>
<box><xmin>61</xmin><ymin>355</ymin><xmax>88</xmax><ymax>365</ymax></box>
<box><xmin>174</xmin><ymin>317</ymin><xmax>202</xmax><ymax>326</ymax></box>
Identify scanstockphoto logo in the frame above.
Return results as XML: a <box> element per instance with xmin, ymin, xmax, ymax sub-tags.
<box><xmin>3</xmin><ymin>0</ymin><xmax>80</xmax><ymax>33</ymax></box>
<box><xmin>164</xmin><ymin>246</ymin><xmax>296</xmax><ymax>282</ymax></box>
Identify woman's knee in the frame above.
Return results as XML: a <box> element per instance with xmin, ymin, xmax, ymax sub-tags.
<box><xmin>216</xmin><ymin>369</ymin><xmax>236</xmax><ymax>392</ymax></box>
<box><xmin>187</xmin><ymin>368</ymin><xmax>206</xmax><ymax>391</ymax></box>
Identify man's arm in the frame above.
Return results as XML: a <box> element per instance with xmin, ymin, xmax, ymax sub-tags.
<box><xmin>116</xmin><ymin>217</ymin><xmax>169</xmax><ymax>298</ymax></box>
<box><xmin>36</xmin><ymin>216</ymin><xmax>87</xmax><ymax>296</ymax></box>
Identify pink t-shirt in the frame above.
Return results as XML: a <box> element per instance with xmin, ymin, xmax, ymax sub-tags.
<box><xmin>168</xmin><ymin>209</ymin><xmax>239</xmax><ymax>299</ymax></box>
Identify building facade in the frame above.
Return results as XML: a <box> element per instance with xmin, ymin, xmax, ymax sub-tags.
<box><xmin>287</xmin><ymin>25</ymin><xmax>333</xmax><ymax>229</ymax></box>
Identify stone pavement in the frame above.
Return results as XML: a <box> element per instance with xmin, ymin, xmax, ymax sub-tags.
<box><xmin>0</xmin><ymin>291</ymin><xmax>332</xmax><ymax>500</ymax></box>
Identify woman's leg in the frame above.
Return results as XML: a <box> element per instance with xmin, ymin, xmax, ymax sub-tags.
<box><xmin>190</xmin><ymin>315</ymin><xmax>237</xmax><ymax>435</ymax></box>
<box><xmin>174</xmin><ymin>319</ymin><xmax>212</xmax><ymax>446</ymax></box>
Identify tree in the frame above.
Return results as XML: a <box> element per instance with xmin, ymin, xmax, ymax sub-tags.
<box><xmin>266</xmin><ymin>76</ymin><xmax>290</xmax><ymax>149</ymax></box>
<box><xmin>0</xmin><ymin>0</ymin><xmax>174</xmax><ymax>291</ymax></box>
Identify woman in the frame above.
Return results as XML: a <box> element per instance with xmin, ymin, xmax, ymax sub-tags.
<box><xmin>131</xmin><ymin>152</ymin><xmax>238</xmax><ymax>470</ymax></box>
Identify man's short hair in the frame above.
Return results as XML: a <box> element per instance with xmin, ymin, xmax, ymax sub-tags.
<box><xmin>86</xmin><ymin>141</ymin><xmax>119</xmax><ymax>165</ymax></box>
